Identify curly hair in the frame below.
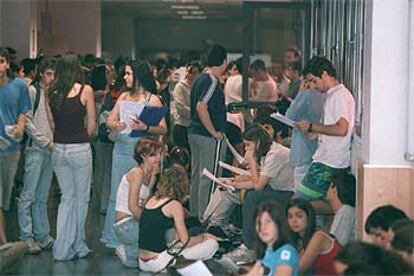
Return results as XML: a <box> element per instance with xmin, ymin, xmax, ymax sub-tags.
<box><xmin>154</xmin><ymin>164</ymin><xmax>189</xmax><ymax>203</ymax></box>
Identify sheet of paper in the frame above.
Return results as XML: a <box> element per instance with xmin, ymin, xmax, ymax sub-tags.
<box><xmin>225</xmin><ymin>136</ymin><xmax>247</xmax><ymax>165</ymax></box>
<box><xmin>219</xmin><ymin>161</ymin><xmax>251</xmax><ymax>176</ymax></box>
<box><xmin>270</xmin><ymin>112</ymin><xmax>296</xmax><ymax>128</ymax></box>
<box><xmin>119</xmin><ymin>101</ymin><xmax>145</xmax><ymax>134</ymax></box>
<box><xmin>176</xmin><ymin>260</ymin><xmax>213</xmax><ymax>276</ymax></box>
<box><xmin>202</xmin><ymin>168</ymin><xmax>236</xmax><ymax>192</ymax></box>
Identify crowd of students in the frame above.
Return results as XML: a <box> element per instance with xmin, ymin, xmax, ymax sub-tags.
<box><xmin>0</xmin><ymin>44</ymin><xmax>412</xmax><ymax>275</ymax></box>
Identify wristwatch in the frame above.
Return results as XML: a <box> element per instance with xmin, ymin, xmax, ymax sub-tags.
<box><xmin>308</xmin><ymin>123</ymin><xmax>313</xmax><ymax>133</ymax></box>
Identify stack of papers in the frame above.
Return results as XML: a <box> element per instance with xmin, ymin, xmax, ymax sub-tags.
<box><xmin>270</xmin><ymin>112</ymin><xmax>296</xmax><ymax>128</ymax></box>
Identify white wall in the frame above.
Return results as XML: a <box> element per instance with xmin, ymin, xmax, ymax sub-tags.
<box><xmin>362</xmin><ymin>0</ymin><xmax>412</xmax><ymax>166</ymax></box>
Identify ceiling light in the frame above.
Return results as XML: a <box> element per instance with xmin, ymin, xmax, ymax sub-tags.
<box><xmin>190</xmin><ymin>10</ymin><xmax>204</xmax><ymax>15</ymax></box>
<box><xmin>171</xmin><ymin>5</ymin><xmax>199</xmax><ymax>10</ymax></box>
<box><xmin>176</xmin><ymin>10</ymin><xmax>189</xmax><ymax>15</ymax></box>
<box><xmin>182</xmin><ymin>15</ymin><xmax>207</xmax><ymax>20</ymax></box>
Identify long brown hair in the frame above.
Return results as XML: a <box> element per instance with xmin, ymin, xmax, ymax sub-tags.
<box><xmin>242</xmin><ymin>124</ymin><xmax>273</xmax><ymax>162</ymax></box>
<box><xmin>48</xmin><ymin>54</ymin><xmax>84</xmax><ymax>110</ymax></box>
<box><xmin>255</xmin><ymin>202</ymin><xmax>294</xmax><ymax>259</ymax></box>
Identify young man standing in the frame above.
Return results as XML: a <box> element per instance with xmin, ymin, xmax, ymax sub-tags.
<box><xmin>188</xmin><ymin>44</ymin><xmax>228</xmax><ymax>218</ymax></box>
<box><xmin>296</xmin><ymin>56</ymin><xmax>355</xmax><ymax>200</ymax></box>
<box><xmin>18</xmin><ymin>58</ymin><xmax>55</xmax><ymax>253</ymax></box>
<box><xmin>0</xmin><ymin>47</ymin><xmax>31</xmax><ymax>245</ymax></box>
<box><xmin>250</xmin><ymin>59</ymin><xmax>278</xmax><ymax>103</ymax></box>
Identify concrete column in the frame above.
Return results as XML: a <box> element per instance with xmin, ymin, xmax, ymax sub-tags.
<box><xmin>357</xmin><ymin>0</ymin><xmax>414</xmax><ymax>240</ymax></box>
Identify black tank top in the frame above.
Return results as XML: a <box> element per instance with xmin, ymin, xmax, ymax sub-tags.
<box><xmin>139</xmin><ymin>199</ymin><xmax>175</xmax><ymax>253</ymax></box>
<box><xmin>52</xmin><ymin>85</ymin><xmax>90</xmax><ymax>143</ymax></box>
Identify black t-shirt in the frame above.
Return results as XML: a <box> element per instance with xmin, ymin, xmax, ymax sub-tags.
<box><xmin>188</xmin><ymin>73</ymin><xmax>226</xmax><ymax>137</ymax></box>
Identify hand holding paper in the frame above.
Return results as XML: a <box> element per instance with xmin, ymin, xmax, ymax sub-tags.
<box><xmin>219</xmin><ymin>161</ymin><xmax>251</xmax><ymax>176</ymax></box>
<box><xmin>202</xmin><ymin>168</ymin><xmax>236</xmax><ymax>192</ymax></box>
<box><xmin>270</xmin><ymin>112</ymin><xmax>296</xmax><ymax>128</ymax></box>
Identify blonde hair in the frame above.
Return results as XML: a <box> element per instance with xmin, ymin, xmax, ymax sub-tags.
<box><xmin>154</xmin><ymin>164</ymin><xmax>189</xmax><ymax>202</ymax></box>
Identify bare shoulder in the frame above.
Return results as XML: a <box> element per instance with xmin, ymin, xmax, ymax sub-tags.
<box><xmin>165</xmin><ymin>200</ymin><xmax>184</xmax><ymax>216</ymax></box>
<box><xmin>118</xmin><ymin>91</ymin><xmax>129</xmax><ymax>100</ymax></box>
<box><xmin>83</xmin><ymin>85</ymin><xmax>94</xmax><ymax>96</ymax></box>
<box><xmin>126</xmin><ymin>167</ymin><xmax>144</xmax><ymax>184</ymax></box>
<box><xmin>149</xmin><ymin>93</ymin><xmax>163</xmax><ymax>107</ymax></box>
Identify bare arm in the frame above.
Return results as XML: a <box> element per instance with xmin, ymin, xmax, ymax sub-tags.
<box><xmin>299</xmin><ymin>231</ymin><xmax>330</xmax><ymax>273</ymax></box>
<box><xmin>296</xmin><ymin>117</ymin><xmax>349</xmax><ymax>137</ymax></box>
<box><xmin>127</xmin><ymin>168</ymin><xmax>144</xmax><ymax>220</ymax></box>
<box><xmin>169</xmin><ymin>201</ymin><xmax>212</xmax><ymax>247</ymax></box>
<box><xmin>13</xmin><ymin>114</ymin><xmax>27</xmax><ymax>139</ymax></box>
<box><xmin>81</xmin><ymin>85</ymin><xmax>96</xmax><ymax>137</ymax></box>
<box><xmin>244</xmin><ymin>149</ymin><xmax>269</xmax><ymax>190</ymax></box>
<box><xmin>274</xmin><ymin>265</ymin><xmax>293</xmax><ymax>276</ymax></box>
<box><xmin>146</xmin><ymin>95</ymin><xmax>167</xmax><ymax>135</ymax></box>
<box><xmin>106</xmin><ymin>92</ymin><xmax>127</xmax><ymax>130</ymax></box>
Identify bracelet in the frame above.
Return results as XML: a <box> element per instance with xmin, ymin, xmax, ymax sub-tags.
<box><xmin>308</xmin><ymin>123</ymin><xmax>313</xmax><ymax>133</ymax></box>
<box><xmin>145</xmin><ymin>125</ymin><xmax>150</xmax><ymax>132</ymax></box>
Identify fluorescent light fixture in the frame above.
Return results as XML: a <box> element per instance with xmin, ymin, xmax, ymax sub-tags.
<box><xmin>190</xmin><ymin>10</ymin><xmax>204</xmax><ymax>15</ymax></box>
<box><xmin>182</xmin><ymin>15</ymin><xmax>207</xmax><ymax>20</ymax></box>
<box><xmin>171</xmin><ymin>5</ymin><xmax>199</xmax><ymax>10</ymax></box>
<box><xmin>176</xmin><ymin>10</ymin><xmax>189</xmax><ymax>15</ymax></box>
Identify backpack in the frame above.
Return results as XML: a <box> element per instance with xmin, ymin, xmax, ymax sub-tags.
<box><xmin>24</xmin><ymin>82</ymin><xmax>42</xmax><ymax>146</ymax></box>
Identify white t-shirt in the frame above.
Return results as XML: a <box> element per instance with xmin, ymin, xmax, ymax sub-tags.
<box><xmin>252</xmin><ymin>77</ymin><xmax>278</xmax><ymax>102</ymax></box>
<box><xmin>312</xmin><ymin>84</ymin><xmax>355</xmax><ymax>168</ymax></box>
<box><xmin>260</xmin><ymin>142</ymin><xmax>295</xmax><ymax>191</ymax></box>
<box><xmin>224</xmin><ymin>75</ymin><xmax>243</xmax><ymax>104</ymax></box>
<box><xmin>329</xmin><ymin>204</ymin><xmax>356</xmax><ymax>246</ymax></box>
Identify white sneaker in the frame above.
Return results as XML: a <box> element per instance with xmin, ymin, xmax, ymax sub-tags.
<box><xmin>223</xmin><ymin>244</ymin><xmax>255</xmax><ymax>265</ymax></box>
<box><xmin>115</xmin><ymin>245</ymin><xmax>127</xmax><ymax>262</ymax></box>
<box><xmin>37</xmin><ymin>236</ymin><xmax>55</xmax><ymax>250</ymax></box>
<box><xmin>25</xmin><ymin>238</ymin><xmax>41</xmax><ymax>254</ymax></box>
<box><xmin>115</xmin><ymin>245</ymin><xmax>138</xmax><ymax>268</ymax></box>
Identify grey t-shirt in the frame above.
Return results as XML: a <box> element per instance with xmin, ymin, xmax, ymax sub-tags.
<box><xmin>260</xmin><ymin>142</ymin><xmax>295</xmax><ymax>191</ymax></box>
<box><xmin>330</xmin><ymin>204</ymin><xmax>356</xmax><ymax>246</ymax></box>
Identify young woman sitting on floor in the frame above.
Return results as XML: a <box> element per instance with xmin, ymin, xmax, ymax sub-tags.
<box><xmin>139</xmin><ymin>164</ymin><xmax>219</xmax><ymax>273</ymax></box>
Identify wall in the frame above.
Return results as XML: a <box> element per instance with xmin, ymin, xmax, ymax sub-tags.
<box><xmin>0</xmin><ymin>0</ymin><xmax>31</xmax><ymax>59</ymax></box>
<box><xmin>134</xmin><ymin>18</ymin><xmax>243</xmax><ymax>56</ymax></box>
<box><xmin>358</xmin><ymin>0</ymin><xmax>414</xmax><ymax>240</ymax></box>
<box><xmin>37</xmin><ymin>0</ymin><xmax>101</xmax><ymax>56</ymax></box>
<box><xmin>102</xmin><ymin>15</ymin><xmax>135</xmax><ymax>59</ymax></box>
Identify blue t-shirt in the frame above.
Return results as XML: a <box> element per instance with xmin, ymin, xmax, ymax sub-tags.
<box><xmin>0</xmin><ymin>78</ymin><xmax>31</xmax><ymax>152</ymax></box>
<box><xmin>261</xmin><ymin>244</ymin><xmax>299</xmax><ymax>276</ymax></box>
<box><xmin>188</xmin><ymin>72</ymin><xmax>226</xmax><ymax>137</ymax></box>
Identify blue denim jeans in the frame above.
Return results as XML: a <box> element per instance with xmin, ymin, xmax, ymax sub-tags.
<box><xmin>101</xmin><ymin>136</ymin><xmax>139</xmax><ymax>248</ymax></box>
<box><xmin>52</xmin><ymin>143</ymin><xmax>92</xmax><ymax>261</ymax></box>
<box><xmin>0</xmin><ymin>150</ymin><xmax>21</xmax><ymax>211</ymax></box>
<box><xmin>18</xmin><ymin>147</ymin><xmax>53</xmax><ymax>242</ymax></box>
<box><xmin>113</xmin><ymin>217</ymin><xmax>139</xmax><ymax>267</ymax></box>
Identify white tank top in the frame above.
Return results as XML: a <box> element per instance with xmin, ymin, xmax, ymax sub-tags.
<box><xmin>115</xmin><ymin>173</ymin><xmax>151</xmax><ymax>216</ymax></box>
